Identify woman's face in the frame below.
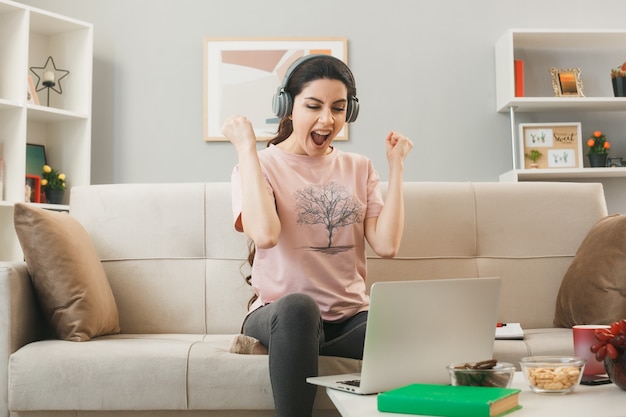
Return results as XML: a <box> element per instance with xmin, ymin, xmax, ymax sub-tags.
<box><xmin>279</xmin><ymin>78</ymin><xmax>348</xmax><ymax>157</ymax></box>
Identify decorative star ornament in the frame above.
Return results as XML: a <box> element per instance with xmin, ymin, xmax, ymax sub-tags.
<box><xmin>29</xmin><ymin>56</ymin><xmax>70</xmax><ymax>95</ymax></box>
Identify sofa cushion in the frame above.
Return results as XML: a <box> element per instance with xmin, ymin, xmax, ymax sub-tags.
<box><xmin>554</xmin><ymin>214</ymin><xmax>626</xmax><ymax>327</ymax></box>
<box><xmin>8</xmin><ymin>334</ymin><xmax>349</xmax><ymax>411</ymax></box>
<box><xmin>13</xmin><ymin>203</ymin><xmax>120</xmax><ymax>341</ymax></box>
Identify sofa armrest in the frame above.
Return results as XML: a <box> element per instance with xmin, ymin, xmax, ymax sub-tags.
<box><xmin>0</xmin><ymin>262</ymin><xmax>49</xmax><ymax>352</ymax></box>
<box><xmin>0</xmin><ymin>262</ymin><xmax>50</xmax><ymax>417</ymax></box>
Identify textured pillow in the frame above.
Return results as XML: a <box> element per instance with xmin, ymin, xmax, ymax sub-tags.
<box><xmin>554</xmin><ymin>214</ymin><xmax>626</xmax><ymax>327</ymax></box>
<box><xmin>14</xmin><ymin>203</ymin><xmax>120</xmax><ymax>341</ymax></box>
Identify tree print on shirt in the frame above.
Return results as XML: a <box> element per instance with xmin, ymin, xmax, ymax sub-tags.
<box><xmin>293</xmin><ymin>182</ymin><xmax>364</xmax><ymax>254</ymax></box>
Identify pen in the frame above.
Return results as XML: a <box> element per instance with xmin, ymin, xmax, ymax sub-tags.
<box><xmin>497</xmin><ymin>322</ymin><xmax>507</xmax><ymax>327</ymax></box>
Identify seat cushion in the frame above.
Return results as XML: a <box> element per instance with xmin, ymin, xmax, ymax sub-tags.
<box><xmin>13</xmin><ymin>203</ymin><xmax>120</xmax><ymax>341</ymax></box>
<box><xmin>9</xmin><ymin>334</ymin><xmax>358</xmax><ymax>411</ymax></box>
<box><xmin>8</xmin><ymin>336</ymin><xmax>194</xmax><ymax>410</ymax></box>
<box><xmin>554</xmin><ymin>214</ymin><xmax>626</xmax><ymax>327</ymax></box>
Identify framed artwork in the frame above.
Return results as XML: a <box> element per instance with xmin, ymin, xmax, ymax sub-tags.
<box><xmin>26</xmin><ymin>144</ymin><xmax>47</xmax><ymax>176</ymax></box>
<box><xmin>203</xmin><ymin>37</ymin><xmax>347</xmax><ymax>141</ymax></box>
<box><xmin>519</xmin><ymin>123</ymin><xmax>583</xmax><ymax>169</ymax></box>
<box><xmin>25</xmin><ymin>174</ymin><xmax>41</xmax><ymax>203</ymax></box>
<box><xmin>550</xmin><ymin>67</ymin><xmax>584</xmax><ymax>97</ymax></box>
<box><xmin>27</xmin><ymin>75</ymin><xmax>40</xmax><ymax>105</ymax></box>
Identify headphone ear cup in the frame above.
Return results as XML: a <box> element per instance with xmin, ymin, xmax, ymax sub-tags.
<box><xmin>345</xmin><ymin>96</ymin><xmax>359</xmax><ymax>123</ymax></box>
<box><xmin>272</xmin><ymin>88</ymin><xmax>293</xmax><ymax>119</ymax></box>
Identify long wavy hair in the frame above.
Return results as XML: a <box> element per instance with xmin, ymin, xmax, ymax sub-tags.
<box><xmin>244</xmin><ymin>55</ymin><xmax>358</xmax><ymax>308</ymax></box>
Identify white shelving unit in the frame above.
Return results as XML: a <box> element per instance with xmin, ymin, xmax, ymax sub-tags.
<box><xmin>495</xmin><ymin>29</ymin><xmax>626</xmax><ymax>212</ymax></box>
<box><xmin>0</xmin><ymin>0</ymin><xmax>92</xmax><ymax>261</ymax></box>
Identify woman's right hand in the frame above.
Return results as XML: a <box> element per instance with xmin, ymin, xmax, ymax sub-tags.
<box><xmin>223</xmin><ymin>115</ymin><xmax>280</xmax><ymax>246</ymax></box>
<box><xmin>222</xmin><ymin>115</ymin><xmax>257</xmax><ymax>152</ymax></box>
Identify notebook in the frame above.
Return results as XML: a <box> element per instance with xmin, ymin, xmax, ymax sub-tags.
<box><xmin>306</xmin><ymin>277</ymin><xmax>502</xmax><ymax>395</ymax></box>
<box><xmin>495</xmin><ymin>322</ymin><xmax>525</xmax><ymax>340</ymax></box>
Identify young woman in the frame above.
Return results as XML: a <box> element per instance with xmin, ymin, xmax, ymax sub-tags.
<box><xmin>222</xmin><ymin>54</ymin><xmax>413</xmax><ymax>417</ymax></box>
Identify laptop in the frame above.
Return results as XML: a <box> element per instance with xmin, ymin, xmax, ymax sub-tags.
<box><xmin>306</xmin><ymin>277</ymin><xmax>502</xmax><ymax>395</ymax></box>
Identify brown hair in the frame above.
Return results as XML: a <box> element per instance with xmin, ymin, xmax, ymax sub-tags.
<box><xmin>244</xmin><ymin>240</ymin><xmax>257</xmax><ymax>309</ymax></box>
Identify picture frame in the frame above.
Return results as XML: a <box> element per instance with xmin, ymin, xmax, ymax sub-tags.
<box><xmin>26</xmin><ymin>143</ymin><xmax>47</xmax><ymax>176</ymax></box>
<box><xmin>25</xmin><ymin>174</ymin><xmax>41</xmax><ymax>203</ymax></box>
<box><xmin>203</xmin><ymin>37</ymin><xmax>347</xmax><ymax>141</ymax></box>
<box><xmin>550</xmin><ymin>67</ymin><xmax>584</xmax><ymax>97</ymax></box>
<box><xmin>27</xmin><ymin>75</ymin><xmax>40</xmax><ymax>105</ymax></box>
<box><xmin>519</xmin><ymin>123</ymin><xmax>583</xmax><ymax>169</ymax></box>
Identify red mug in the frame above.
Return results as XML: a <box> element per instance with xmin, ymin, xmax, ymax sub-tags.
<box><xmin>573</xmin><ymin>325</ymin><xmax>611</xmax><ymax>376</ymax></box>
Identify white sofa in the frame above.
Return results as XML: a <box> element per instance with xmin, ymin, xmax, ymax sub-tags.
<box><xmin>0</xmin><ymin>181</ymin><xmax>609</xmax><ymax>417</ymax></box>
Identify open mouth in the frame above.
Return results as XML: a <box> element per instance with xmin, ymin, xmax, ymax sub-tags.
<box><xmin>311</xmin><ymin>131</ymin><xmax>331</xmax><ymax>146</ymax></box>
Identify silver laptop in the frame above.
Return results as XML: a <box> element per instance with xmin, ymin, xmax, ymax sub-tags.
<box><xmin>307</xmin><ymin>277</ymin><xmax>502</xmax><ymax>395</ymax></box>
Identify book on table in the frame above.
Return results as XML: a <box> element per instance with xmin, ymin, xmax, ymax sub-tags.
<box><xmin>495</xmin><ymin>323</ymin><xmax>524</xmax><ymax>340</ymax></box>
<box><xmin>377</xmin><ymin>383</ymin><xmax>521</xmax><ymax>417</ymax></box>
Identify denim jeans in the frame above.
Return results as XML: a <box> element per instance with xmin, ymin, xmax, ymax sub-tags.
<box><xmin>242</xmin><ymin>293</ymin><xmax>368</xmax><ymax>417</ymax></box>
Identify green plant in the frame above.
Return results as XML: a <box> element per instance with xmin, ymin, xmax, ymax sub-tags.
<box><xmin>587</xmin><ymin>131</ymin><xmax>611</xmax><ymax>155</ymax></box>
<box><xmin>525</xmin><ymin>149</ymin><xmax>542</xmax><ymax>163</ymax></box>
<box><xmin>41</xmin><ymin>164</ymin><xmax>66</xmax><ymax>190</ymax></box>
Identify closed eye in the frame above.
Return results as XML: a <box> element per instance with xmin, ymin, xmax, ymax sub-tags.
<box><xmin>306</xmin><ymin>104</ymin><xmax>345</xmax><ymax>113</ymax></box>
<box><xmin>304</xmin><ymin>96</ymin><xmax>347</xmax><ymax>112</ymax></box>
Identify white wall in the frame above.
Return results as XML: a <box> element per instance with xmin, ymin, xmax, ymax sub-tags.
<box><xmin>14</xmin><ymin>0</ymin><xmax>626</xmax><ymax>186</ymax></box>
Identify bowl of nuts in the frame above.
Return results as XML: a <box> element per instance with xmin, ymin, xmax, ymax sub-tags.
<box><xmin>447</xmin><ymin>359</ymin><xmax>515</xmax><ymax>388</ymax></box>
<box><xmin>519</xmin><ymin>356</ymin><xmax>586</xmax><ymax>394</ymax></box>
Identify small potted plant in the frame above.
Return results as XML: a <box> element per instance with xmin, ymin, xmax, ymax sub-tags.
<box><xmin>586</xmin><ymin>131</ymin><xmax>610</xmax><ymax>168</ymax></box>
<box><xmin>41</xmin><ymin>164</ymin><xmax>67</xmax><ymax>204</ymax></box>
<box><xmin>524</xmin><ymin>149</ymin><xmax>542</xmax><ymax>168</ymax></box>
<box><xmin>611</xmin><ymin>62</ymin><xmax>626</xmax><ymax>97</ymax></box>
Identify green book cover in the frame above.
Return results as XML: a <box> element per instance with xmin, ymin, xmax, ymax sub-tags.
<box><xmin>378</xmin><ymin>383</ymin><xmax>522</xmax><ymax>417</ymax></box>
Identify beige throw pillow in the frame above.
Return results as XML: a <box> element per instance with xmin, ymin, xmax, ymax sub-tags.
<box><xmin>554</xmin><ymin>214</ymin><xmax>626</xmax><ymax>327</ymax></box>
<box><xmin>14</xmin><ymin>203</ymin><xmax>120</xmax><ymax>341</ymax></box>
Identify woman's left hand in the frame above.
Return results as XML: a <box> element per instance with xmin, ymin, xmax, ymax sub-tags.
<box><xmin>385</xmin><ymin>131</ymin><xmax>413</xmax><ymax>164</ymax></box>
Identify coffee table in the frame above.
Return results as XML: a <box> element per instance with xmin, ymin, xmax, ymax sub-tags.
<box><xmin>325</xmin><ymin>372</ymin><xmax>624</xmax><ymax>417</ymax></box>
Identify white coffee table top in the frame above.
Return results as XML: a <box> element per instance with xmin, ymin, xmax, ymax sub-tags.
<box><xmin>326</xmin><ymin>372</ymin><xmax>624</xmax><ymax>417</ymax></box>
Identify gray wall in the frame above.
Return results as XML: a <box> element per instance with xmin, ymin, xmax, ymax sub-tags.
<box><xmin>15</xmin><ymin>0</ymin><xmax>626</xmax><ymax>185</ymax></box>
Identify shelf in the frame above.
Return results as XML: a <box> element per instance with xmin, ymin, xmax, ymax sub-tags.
<box><xmin>27</xmin><ymin>105</ymin><xmax>88</xmax><ymax>122</ymax></box>
<box><xmin>0</xmin><ymin>200</ymin><xmax>68</xmax><ymax>211</ymax></box>
<box><xmin>0</xmin><ymin>98</ymin><xmax>20</xmax><ymax>110</ymax></box>
<box><xmin>497</xmin><ymin>97</ymin><xmax>626</xmax><ymax>113</ymax></box>
<box><xmin>500</xmin><ymin>167</ymin><xmax>626</xmax><ymax>182</ymax></box>
<box><xmin>508</xmin><ymin>29</ymin><xmax>626</xmax><ymax>50</ymax></box>
<box><xmin>29</xmin><ymin>8</ymin><xmax>87</xmax><ymax>35</ymax></box>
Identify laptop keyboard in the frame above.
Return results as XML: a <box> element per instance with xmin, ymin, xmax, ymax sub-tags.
<box><xmin>339</xmin><ymin>379</ymin><xmax>361</xmax><ymax>387</ymax></box>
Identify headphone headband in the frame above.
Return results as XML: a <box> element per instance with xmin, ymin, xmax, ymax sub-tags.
<box><xmin>276</xmin><ymin>54</ymin><xmax>321</xmax><ymax>95</ymax></box>
<box><xmin>272</xmin><ymin>54</ymin><xmax>359</xmax><ymax>123</ymax></box>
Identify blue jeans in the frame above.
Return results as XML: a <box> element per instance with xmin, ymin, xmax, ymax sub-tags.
<box><xmin>242</xmin><ymin>293</ymin><xmax>368</xmax><ymax>417</ymax></box>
